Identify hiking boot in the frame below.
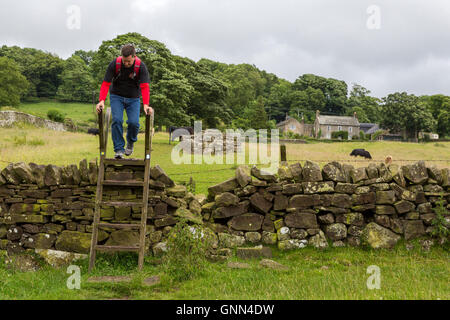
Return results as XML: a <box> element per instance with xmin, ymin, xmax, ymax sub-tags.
<box><xmin>125</xmin><ymin>143</ymin><xmax>134</xmax><ymax>156</ymax></box>
<box><xmin>114</xmin><ymin>150</ymin><xmax>125</xmax><ymax>159</ymax></box>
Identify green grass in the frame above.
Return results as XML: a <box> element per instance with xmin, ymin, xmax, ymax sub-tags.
<box><xmin>0</xmin><ymin>244</ymin><xmax>448</xmax><ymax>300</ymax></box>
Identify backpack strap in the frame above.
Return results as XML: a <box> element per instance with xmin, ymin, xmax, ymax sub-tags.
<box><xmin>134</xmin><ymin>57</ymin><xmax>141</xmax><ymax>79</ymax></box>
<box><xmin>114</xmin><ymin>56</ymin><xmax>141</xmax><ymax>79</ymax></box>
<box><xmin>115</xmin><ymin>56</ymin><xmax>122</xmax><ymax>76</ymax></box>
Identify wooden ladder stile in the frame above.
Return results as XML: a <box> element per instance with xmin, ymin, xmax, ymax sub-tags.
<box><xmin>88</xmin><ymin>108</ymin><xmax>154</xmax><ymax>273</ymax></box>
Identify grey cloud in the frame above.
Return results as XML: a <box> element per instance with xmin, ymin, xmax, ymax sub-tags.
<box><xmin>0</xmin><ymin>0</ymin><xmax>449</xmax><ymax>97</ymax></box>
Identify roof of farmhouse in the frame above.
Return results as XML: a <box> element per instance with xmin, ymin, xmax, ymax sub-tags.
<box><xmin>317</xmin><ymin>115</ymin><xmax>359</xmax><ymax>126</ymax></box>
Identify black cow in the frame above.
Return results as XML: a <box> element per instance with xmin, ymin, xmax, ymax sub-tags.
<box><xmin>350</xmin><ymin>148</ymin><xmax>372</xmax><ymax>159</ymax></box>
<box><xmin>87</xmin><ymin>128</ymin><xmax>100</xmax><ymax>135</ymax></box>
<box><xmin>168</xmin><ymin>126</ymin><xmax>194</xmax><ymax>143</ymax></box>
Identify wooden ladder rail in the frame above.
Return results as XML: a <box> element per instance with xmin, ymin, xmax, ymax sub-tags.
<box><xmin>138</xmin><ymin>112</ymin><xmax>153</xmax><ymax>270</ymax></box>
<box><xmin>88</xmin><ymin>108</ymin><xmax>106</xmax><ymax>273</ymax></box>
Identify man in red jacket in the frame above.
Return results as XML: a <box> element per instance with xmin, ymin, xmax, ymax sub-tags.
<box><xmin>96</xmin><ymin>44</ymin><xmax>153</xmax><ymax>159</ymax></box>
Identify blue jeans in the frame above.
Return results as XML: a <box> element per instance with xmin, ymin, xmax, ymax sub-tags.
<box><xmin>110</xmin><ymin>94</ymin><xmax>140</xmax><ymax>152</ymax></box>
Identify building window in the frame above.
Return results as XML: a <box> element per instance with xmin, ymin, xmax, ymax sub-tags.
<box><xmin>290</xmin><ymin>124</ymin><xmax>295</xmax><ymax>130</ymax></box>
<box><xmin>349</xmin><ymin>127</ymin><xmax>352</xmax><ymax>133</ymax></box>
<box><xmin>327</xmin><ymin>126</ymin><xmax>331</xmax><ymax>131</ymax></box>
<box><xmin>338</xmin><ymin>126</ymin><xmax>342</xmax><ymax>131</ymax></box>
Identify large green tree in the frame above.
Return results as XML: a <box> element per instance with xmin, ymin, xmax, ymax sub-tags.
<box><xmin>346</xmin><ymin>84</ymin><xmax>382</xmax><ymax>123</ymax></box>
<box><xmin>0</xmin><ymin>57</ymin><xmax>29</xmax><ymax>106</ymax></box>
<box><xmin>56</xmin><ymin>55</ymin><xmax>96</xmax><ymax>103</ymax></box>
<box><xmin>381</xmin><ymin>92</ymin><xmax>436</xmax><ymax>140</ymax></box>
<box><xmin>0</xmin><ymin>45</ymin><xmax>64</xmax><ymax>98</ymax></box>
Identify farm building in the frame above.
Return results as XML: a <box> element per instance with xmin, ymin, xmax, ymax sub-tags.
<box><xmin>314</xmin><ymin>110</ymin><xmax>360</xmax><ymax>140</ymax></box>
<box><xmin>276</xmin><ymin>115</ymin><xmax>314</xmax><ymax>137</ymax></box>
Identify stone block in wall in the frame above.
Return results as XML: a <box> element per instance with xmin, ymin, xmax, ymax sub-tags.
<box><xmin>281</xmin><ymin>183</ymin><xmax>302</xmax><ymax>195</ymax></box>
<box><xmin>55</xmin><ymin>230</ymin><xmax>92</xmax><ymax>254</ymax></box>
<box><xmin>78</xmin><ymin>159</ymin><xmax>89</xmax><ymax>182</ymax></box>
<box><xmin>352</xmin><ymin>192</ymin><xmax>376</xmax><ymax>205</ymax></box>
<box><xmin>309</xmin><ymin>230</ymin><xmax>328</xmax><ymax>249</ymax></box>
<box><xmin>302</xmin><ymin>181</ymin><xmax>334</xmax><ymax>194</ymax></box>
<box><xmin>174</xmin><ymin>207</ymin><xmax>202</xmax><ymax>224</ymax></box>
<box><xmin>228</xmin><ymin>213</ymin><xmax>264</xmax><ymax>231</ymax></box>
<box><xmin>375</xmin><ymin>205</ymin><xmax>396</xmax><ymax>215</ymax></box>
<box><xmin>376</xmin><ymin>190</ymin><xmax>396</xmax><ymax>205</ymax></box>
<box><xmin>318</xmin><ymin>213</ymin><xmax>335</xmax><ymax>224</ymax></box>
<box><xmin>402</xmin><ymin>161</ymin><xmax>428</xmax><ymax>185</ymax></box>
<box><xmin>367</xmin><ymin>163</ymin><xmax>379</xmax><ymax>179</ymax></box>
<box><xmin>218</xmin><ymin>233</ymin><xmax>245</xmax><ymax>248</ymax></box>
<box><xmin>350</xmin><ymin>167</ymin><xmax>368</xmax><ymax>183</ymax></box>
<box><xmin>288</xmin><ymin>195</ymin><xmax>316</xmax><ymax>208</ymax></box>
<box><xmin>215</xmin><ymin>192</ymin><xmax>239</xmax><ymax>207</ymax></box>
<box><xmin>322</xmin><ymin>162</ymin><xmax>347</xmax><ymax>183</ymax></box>
<box><xmin>331</xmin><ymin>194</ymin><xmax>352</xmax><ymax>208</ymax></box>
<box><xmin>277</xmin><ymin>165</ymin><xmax>294</xmax><ymax>181</ymax></box>
<box><xmin>335</xmin><ymin>183</ymin><xmax>357</xmax><ymax>194</ymax></box>
<box><xmin>273</xmin><ymin>194</ymin><xmax>288</xmax><ymax>211</ymax></box>
<box><xmin>302</xmin><ymin>161</ymin><xmax>322</xmax><ymax>182</ymax></box>
<box><xmin>249</xmin><ymin>192</ymin><xmax>272</xmax><ymax>214</ymax></box>
<box><xmin>336</xmin><ymin>212</ymin><xmax>364</xmax><ymax>226</ymax></box>
<box><xmin>278</xmin><ymin>239</ymin><xmax>307</xmax><ymax>250</ymax></box>
<box><xmin>44</xmin><ymin>165</ymin><xmax>62</xmax><ymax>186</ymax></box>
<box><xmin>325</xmin><ymin>223</ymin><xmax>347</xmax><ymax>241</ymax></box>
<box><xmin>405</xmin><ymin>211</ymin><xmax>420</xmax><ymax>220</ymax></box>
<box><xmin>285</xmin><ymin>212</ymin><xmax>318</xmax><ymax>229</ymax></box>
<box><xmin>7</xmin><ymin>214</ymin><xmax>47</xmax><ymax>224</ymax></box>
<box><xmin>289</xmin><ymin>162</ymin><xmax>303</xmax><ymax>182</ymax></box>
<box><xmin>403</xmin><ymin>220</ymin><xmax>426</xmax><ymax>241</ymax></box>
<box><xmin>361</xmin><ymin>222</ymin><xmax>401</xmax><ymax>249</ymax></box>
<box><xmin>394</xmin><ymin>200</ymin><xmax>415</xmax><ymax>214</ymax></box>
<box><xmin>106</xmin><ymin>230</ymin><xmax>140</xmax><ymax>247</ymax></box>
<box><xmin>115</xmin><ymin>207</ymin><xmax>131</xmax><ymax>221</ymax></box>
<box><xmin>88</xmin><ymin>160</ymin><xmax>98</xmax><ymax>185</ymax></box>
<box><xmin>12</xmin><ymin>162</ymin><xmax>34</xmax><ymax>184</ymax></box>
<box><xmin>213</xmin><ymin>201</ymin><xmax>249</xmax><ymax>219</ymax></box>
<box><xmin>1</xmin><ymin>164</ymin><xmax>21</xmax><ymax>185</ymax></box>
<box><xmin>235</xmin><ymin>165</ymin><xmax>252</xmax><ymax>187</ymax></box>
<box><xmin>251</xmin><ymin>166</ymin><xmax>276</xmax><ymax>182</ymax></box>
<box><xmin>208</xmin><ymin>178</ymin><xmax>238</xmax><ymax>198</ymax></box>
<box><xmin>23</xmin><ymin>233</ymin><xmax>56</xmax><ymax>249</ymax></box>
<box><xmin>154</xmin><ymin>216</ymin><xmax>177</xmax><ymax>227</ymax></box>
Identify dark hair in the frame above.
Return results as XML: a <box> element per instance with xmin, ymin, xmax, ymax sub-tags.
<box><xmin>121</xmin><ymin>44</ymin><xmax>136</xmax><ymax>57</ymax></box>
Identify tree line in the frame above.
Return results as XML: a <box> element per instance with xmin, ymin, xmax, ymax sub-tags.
<box><xmin>0</xmin><ymin>32</ymin><xmax>449</xmax><ymax>138</ymax></box>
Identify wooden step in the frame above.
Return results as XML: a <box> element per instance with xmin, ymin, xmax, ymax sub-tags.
<box><xmin>95</xmin><ymin>245</ymin><xmax>140</xmax><ymax>252</ymax></box>
<box><xmin>104</xmin><ymin>158</ymin><xmax>146</xmax><ymax>166</ymax></box>
<box><xmin>97</xmin><ymin>223</ymin><xmax>141</xmax><ymax>230</ymax></box>
<box><xmin>100</xmin><ymin>201</ymin><xmax>143</xmax><ymax>207</ymax></box>
<box><xmin>102</xmin><ymin>180</ymin><xmax>144</xmax><ymax>187</ymax></box>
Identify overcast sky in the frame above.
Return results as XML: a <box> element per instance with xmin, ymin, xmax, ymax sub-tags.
<box><xmin>1</xmin><ymin>0</ymin><xmax>449</xmax><ymax>98</ymax></box>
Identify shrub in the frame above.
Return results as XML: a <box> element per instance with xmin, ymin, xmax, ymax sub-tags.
<box><xmin>47</xmin><ymin>109</ymin><xmax>65</xmax><ymax>123</ymax></box>
<box><xmin>331</xmin><ymin>131</ymin><xmax>348</xmax><ymax>140</ymax></box>
<box><xmin>162</xmin><ymin>220</ymin><xmax>213</xmax><ymax>282</ymax></box>
<box><xmin>431</xmin><ymin>196</ymin><xmax>449</xmax><ymax>242</ymax></box>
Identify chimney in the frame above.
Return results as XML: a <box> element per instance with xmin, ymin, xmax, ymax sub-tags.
<box><xmin>353</xmin><ymin>111</ymin><xmax>357</xmax><ymax>119</ymax></box>
<box><xmin>316</xmin><ymin>110</ymin><xmax>320</xmax><ymax>119</ymax></box>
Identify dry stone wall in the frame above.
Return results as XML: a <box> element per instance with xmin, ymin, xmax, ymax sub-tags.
<box><xmin>0</xmin><ymin>160</ymin><xmax>449</xmax><ymax>258</ymax></box>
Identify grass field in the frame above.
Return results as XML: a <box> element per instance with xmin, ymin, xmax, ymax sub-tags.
<box><xmin>0</xmin><ymin>121</ymin><xmax>449</xmax><ymax>195</ymax></box>
<box><xmin>0</xmin><ymin>242</ymin><xmax>448</xmax><ymax>300</ymax></box>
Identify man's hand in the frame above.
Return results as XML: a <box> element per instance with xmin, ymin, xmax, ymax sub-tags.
<box><xmin>144</xmin><ymin>104</ymin><xmax>154</xmax><ymax>116</ymax></box>
<box><xmin>96</xmin><ymin>100</ymin><xmax>105</xmax><ymax>114</ymax></box>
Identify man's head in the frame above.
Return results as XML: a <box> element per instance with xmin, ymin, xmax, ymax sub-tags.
<box><xmin>121</xmin><ymin>44</ymin><xmax>136</xmax><ymax>68</ymax></box>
